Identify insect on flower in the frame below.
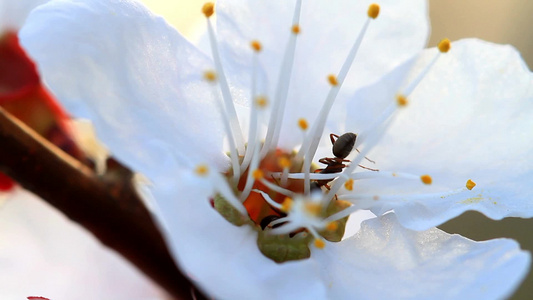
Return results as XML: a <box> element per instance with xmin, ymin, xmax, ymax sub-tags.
<box><xmin>314</xmin><ymin>132</ymin><xmax>378</xmax><ymax>190</ymax></box>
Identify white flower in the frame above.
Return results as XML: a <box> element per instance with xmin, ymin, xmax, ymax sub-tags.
<box><xmin>19</xmin><ymin>0</ymin><xmax>532</xmax><ymax>299</ymax></box>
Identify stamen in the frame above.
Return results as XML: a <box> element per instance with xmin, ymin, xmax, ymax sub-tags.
<box><xmin>201</xmin><ymin>2</ymin><xmax>214</xmax><ymax>18</ymax></box>
<box><xmin>240</xmin><ymin>40</ymin><xmax>266</xmax><ymax>174</ymax></box>
<box><xmin>195</xmin><ymin>164</ymin><xmax>209</xmax><ymax>177</ymax></box>
<box><xmin>438</xmin><ymin>38</ymin><xmax>451</xmax><ymax>53</ymax></box>
<box><xmin>298</xmin><ymin>4</ymin><xmax>379</xmax><ymax>194</ymax></box>
<box><xmin>203</xmin><ymin>70</ymin><xmax>217</xmax><ymax>81</ymax></box>
<box><xmin>239</xmin><ymin>129</ymin><xmax>262</xmax><ymax>200</ymax></box>
<box><xmin>466</xmin><ymin>179</ymin><xmax>476</xmax><ymax>190</ymax></box>
<box><xmin>396</xmin><ymin>94</ymin><xmax>408</xmax><ymax>107</ymax></box>
<box><xmin>420</xmin><ymin>174</ymin><xmax>433</xmax><ymax>185</ymax></box>
<box><xmin>256</xmin><ymin>96</ymin><xmax>268</xmax><ymax>108</ymax></box>
<box><xmin>253</xmin><ymin>189</ymin><xmax>283</xmax><ymax>210</ymax></box>
<box><xmin>338</xmin><ymin>186</ymin><xmax>472</xmax><ymax>208</ymax></box>
<box><xmin>204</xmin><ymin>71</ymin><xmax>241</xmax><ymax>184</ymax></box>
<box><xmin>205</xmin><ymin>3</ymin><xmax>245</xmax><ymax>154</ymax></box>
<box><xmin>367</xmin><ymin>4</ymin><xmax>380</xmax><ymax>19</ymax></box>
<box><xmin>281</xmin><ymin>197</ymin><xmax>293</xmax><ymax>212</ymax></box>
<box><xmin>252</xmin><ymin>169</ymin><xmax>264</xmax><ymax>180</ymax></box>
<box><xmin>279</xmin><ymin>156</ymin><xmax>291</xmax><ymax>186</ymax></box>
<box><xmin>210</xmin><ymin>171</ymin><xmax>248</xmax><ymax>215</ymax></box>
<box><xmin>250</xmin><ymin>40</ymin><xmax>262</xmax><ymax>52</ymax></box>
<box><xmin>291</xmin><ymin>24</ymin><xmax>301</xmax><ymax>34</ymax></box>
<box><xmin>326</xmin><ymin>221</ymin><xmax>338</xmax><ymax>231</ymax></box>
<box><xmin>259</xmin><ymin>178</ymin><xmax>296</xmax><ymax>198</ymax></box>
<box><xmin>344</xmin><ymin>178</ymin><xmax>354</xmax><ymax>191</ymax></box>
<box><xmin>314</xmin><ymin>238</ymin><xmax>326</xmax><ymax>249</ymax></box>
<box><xmin>278</xmin><ymin>157</ymin><xmax>292</xmax><ymax>169</ymax></box>
<box><xmin>269</xmin><ymin>170</ymin><xmax>428</xmax><ymax>182</ymax></box>
<box><xmin>327</xmin><ymin>74</ymin><xmax>338</xmax><ymax>86</ymax></box>
<box><xmin>402</xmin><ymin>38</ymin><xmax>451</xmax><ymax>96</ymax></box>
<box><xmin>304</xmin><ymin>203</ymin><xmax>322</xmax><ymax>216</ymax></box>
<box><xmin>298</xmin><ymin>118</ymin><xmax>308</xmax><ymax>131</ymax></box>
<box><xmin>261</xmin><ymin>0</ymin><xmax>303</xmax><ymax>157</ymax></box>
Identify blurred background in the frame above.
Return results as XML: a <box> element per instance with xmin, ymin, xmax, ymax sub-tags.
<box><xmin>139</xmin><ymin>0</ymin><xmax>533</xmax><ymax>298</ymax></box>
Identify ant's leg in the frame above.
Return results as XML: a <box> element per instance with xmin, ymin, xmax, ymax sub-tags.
<box><xmin>319</xmin><ymin>157</ymin><xmax>335</xmax><ymax>165</ymax></box>
<box><xmin>358</xmin><ymin>164</ymin><xmax>379</xmax><ymax>172</ymax></box>
<box><xmin>330</xmin><ymin>133</ymin><xmax>340</xmax><ymax>145</ymax></box>
<box><xmin>355</xmin><ymin>148</ymin><xmax>376</xmax><ymax>164</ymax></box>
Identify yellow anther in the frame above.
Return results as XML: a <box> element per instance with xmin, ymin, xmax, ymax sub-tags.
<box><xmin>314</xmin><ymin>238</ymin><xmax>326</xmax><ymax>249</ymax></box>
<box><xmin>252</xmin><ymin>169</ymin><xmax>264</xmax><ymax>180</ymax></box>
<box><xmin>327</xmin><ymin>74</ymin><xmax>338</xmax><ymax>86</ymax></box>
<box><xmin>466</xmin><ymin>179</ymin><xmax>477</xmax><ymax>190</ymax></box>
<box><xmin>367</xmin><ymin>4</ymin><xmax>380</xmax><ymax>19</ymax></box>
<box><xmin>195</xmin><ymin>164</ymin><xmax>209</xmax><ymax>177</ymax></box>
<box><xmin>250</xmin><ymin>40</ymin><xmax>262</xmax><ymax>52</ymax></box>
<box><xmin>438</xmin><ymin>38</ymin><xmax>451</xmax><ymax>53</ymax></box>
<box><xmin>344</xmin><ymin>178</ymin><xmax>354</xmax><ymax>191</ymax></box>
<box><xmin>204</xmin><ymin>70</ymin><xmax>217</xmax><ymax>82</ymax></box>
<box><xmin>278</xmin><ymin>157</ymin><xmax>292</xmax><ymax>169</ymax></box>
<box><xmin>291</xmin><ymin>24</ymin><xmax>301</xmax><ymax>34</ymax></box>
<box><xmin>202</xmin><ymin>2</ymin><xmax>215</xmax><ymax>18</ymax></box>
<box><xmin>326</xmin><ymin>222</ymin><xmax>338</xmax><ymax>232</ymax></box>
<box><xmin>281</xmin><ymin>197</ymin><xmax>293</xmax><ymax>212</ymax></box>
<box><xmin>420</xmin><ymin>175</ymin><xmax>433</xmax><ymax>185</ymax></box>
<box><xmin>305</xmin><ymin>203</ymin><xmax>322</xmax><ymax>216</ymax></box>
<box><xmin>396</xmin><ymin>94</ymin><xmax>408</xmax><ymax>107</ymax></box>
<box><xmin>298</xmin><ymin>118</ymin><xmax>308</xmax><ymax>130</ymax></box>
<box><xmin>256</xmin><ymin>96</ymin><xmax>268</xmax><ymax>108</ymax></box>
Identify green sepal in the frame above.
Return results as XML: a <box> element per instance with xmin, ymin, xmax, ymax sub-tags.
<box><xmin>213</xmin><ymin>194</ymin><xmax>248</xmax><ymax>226</ymax></box>
<box><xmin>257</xmin><ymin>230</ymin><xmax>313</xmax><ymax>263</ymax></box>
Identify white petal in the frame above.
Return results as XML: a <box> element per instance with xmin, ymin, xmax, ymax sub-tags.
<box><xmin>217</xmin><ymin>0</ymin><xmax>429</xmax><ymax>148</ymax></box>
<box><xmin>0</xmin><ymin>189</ymin><xmax>165</xmax><ymax>299</ymax></box>
<box><xmin>0</xmin><ymin>0</ymin><xmax>48</xmax><ymax>32</ymax></box>
<box><xmin>19</xmin><ymin>0</ymin><xmax>229</xmax><ymax>180</ymax></box>
<box><xmin>152</xmin><ymin>169</ymin><xmax>328</xmax><ymax>300</ymax></box>
<box><xmin>351</xmin><ymin>39</ymin><xmax>533</xmax><ymax>230</ymax></box>
<box><xmin>313</xmin><ymin>213</ymin><xmax>531</xmax><ymax>300</ymax></box>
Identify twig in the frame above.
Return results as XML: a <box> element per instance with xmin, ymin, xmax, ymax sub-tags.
<box><xmin>0</xmin><ymin>107</ymin><xmax>206</xmax><ymax>300</ymax></box>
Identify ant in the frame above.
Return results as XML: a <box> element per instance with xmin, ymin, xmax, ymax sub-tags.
<box><xmin>314</xmin><ymin>133</ymin><xmax>378</xmax><ymax>190</ymax></box>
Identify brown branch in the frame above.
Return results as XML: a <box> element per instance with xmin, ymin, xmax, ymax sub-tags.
<box><xmin>0</xmin><ymin>107</ymin><xmax>205</xmax><ymax>299</ymax></box>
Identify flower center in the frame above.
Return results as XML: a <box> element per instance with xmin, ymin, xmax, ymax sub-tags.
<box><xmin>199</xmin><ymin>2</ymin><xmax>465</xmax><ymax>263</ymax></box>
<box><xmin>214</xmin><ymin>147</ymin><xmax>351</xmax><ymax>262</ymax></box>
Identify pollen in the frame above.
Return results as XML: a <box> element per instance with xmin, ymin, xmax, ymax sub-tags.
<box><xmin>281</xmin><ymin>197</ymin><xmax>293</xmax><ymax>212</ymax></box>
<box><xmin>291</xmin><ymin>24</ymin><xmax>301</xmax><ymax>34</ymax></box>
<box><xmin>420</xmin><ymin>174</ymin><xmax>432</xmax><ymax>185</ymax></box>
<box><xmin>250</xmin><ymin>40</ymin><xmax>262</xmax><ymax>52</ymax></box>
<box><xmin>326</xmin><ymin>222</ymin><xmax>338</xmax><ymax>232</ymax></box>
<box><xmin>367</xmin><ymin>4</ymin><xmax>380</xmax><ymax>19</ymax></box>
<box><xmin>396</xmin><ymin>94</ymin><xmax>408</xmax><ymax>107</ymax></box>
<box><xmin>438</xmin><ymin>38</ymin><xmax>451</xmax><ymax>53</ymax></box>
<box><xmin>195</xmin><ymin>164</ymin><xmax>209</xmax><ymax>177</ymax></box>
<box><xmin>298</xmin><ymin>118</ymin><xmax>309</xmax><ymax>130</ymax></box>
<box><xmin>327</xmin><ymin>74</ymin><xmax>338</xmax><ymax>86</ymax></box>
<box><xmin>203</xmin><ymin>70</ymin><xmax>217</xmax><ymax>82</ymax></box>
<box><xmin>252</xmin><ymin>169</ymin><xmax>264</xmax><ymax>180</ymax></box>
<box><xmin>314</xmin><ymin>238</ymin><xmax>326</xmax><ymax>249</ymax></box>
<box><xmin>256</xmin><ymin>96</ymin><xmax>268</xmax><ymax>108</ymax></box>
<box><xmin>466</xmin><ymin>179</ymin><xmax>477</xmax><ymax>190</ymax></box>
<box><xmin>278</xmin><ymin>156</ymin><xmax>292</xmax><ymax>169</ymax></box>
<box><xmin>344</xmin><ymin>178</ymin><xmax>354</xmax><ymax>191</ymax></box>
<box><xmin>305</xmin><ymin>203</ymin><xmax>322</xmax><ymax>216</ymax></box>
<box><xmin>202</xmin><ymin>2</ymin><xmax>215</xmax><ymax>18</ymax></box>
